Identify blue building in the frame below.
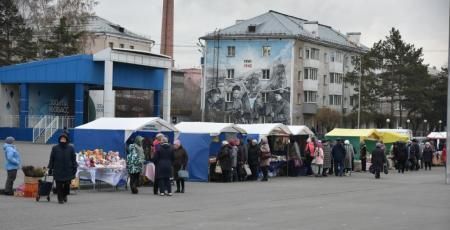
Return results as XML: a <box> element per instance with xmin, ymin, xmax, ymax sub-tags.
<box><xmin>0</xmin><ymin>48</ymin><xmax>172</xmax><ymax>143</ymax></box>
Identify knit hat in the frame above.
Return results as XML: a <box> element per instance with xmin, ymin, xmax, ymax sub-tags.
<box><xmin>5</xmin><ymin>136</ymin><xmax>15</xmax><ymax>144</ymax></box>
<box><xmin>344</xmin><ymin>140</ymin><xmax>350</xmax><ymax>145</ymax></box>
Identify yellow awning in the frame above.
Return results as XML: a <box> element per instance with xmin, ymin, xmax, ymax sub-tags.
<box><xmin>325</xmin><ymin>128</ymin><xmax>380</xmax><ymax>139</ymax></box>
<box><xmin>377</xmin><ymin>131</ymin><xmax>409</xmax><ymax>143</ymax></box>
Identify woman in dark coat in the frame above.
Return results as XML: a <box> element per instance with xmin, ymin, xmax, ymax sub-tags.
<box><xmin>322</xmin><ymin>140</ymin><xmax>332</xmax><ymax>176</ymax></box>
<box><xmin>217</xmin><ymin>141</ymin><xmax>232</xmax><ymax>182</ymax></box>
<box><xmin>48</xmin><ymin>133</ymin><xmax>77</xmax><ymax>204</ymax></box>
<box><xmin>173</xmin><ymin>140</ymin><xmax>188</xmax><ymax>193</ymax></box>
<box><xmin>153</xmin><ymin>137</ymin><xmax>175</xmax><ymax>196</ymax></box>
<box><xmin>371</xmin><ymin>143</ymin><xmax>386</xmax><ymax>179</ymax></box>
<box><xmin>422</xmin><ymin>142</ymin><xmax>434</xmax><ymax>171</ymax></box>
<box><xmin>247</xmin><ymin>139</ymin><xmax>260</xmax><ymax>180</ymax></box>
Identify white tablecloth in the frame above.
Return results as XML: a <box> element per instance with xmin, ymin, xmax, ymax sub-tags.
<box><xmin>76</xmin><ymin>167</ymin><xmax>128</xmax><ymax>187</ymax></box>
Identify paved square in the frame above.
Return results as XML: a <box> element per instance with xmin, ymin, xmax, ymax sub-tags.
<box><xmin>1</xmin><ymin>142</ymin><xmax>449</xmax><ymax>230</ymax></box>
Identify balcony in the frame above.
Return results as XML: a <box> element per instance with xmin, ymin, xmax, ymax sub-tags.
<box><xmin>328</xmin><ymin>62</ymin><xmax>343</xmax><ymax>73</ymax></box>
<box><xmin>302</xmin><ymin>103</ymin><xmax>318</xmax><ymax>114</ymax></box>
<box><xmin>304</xmin><ymin>59</ymin><xmax>320</xmax><ymax>68</ymax></box>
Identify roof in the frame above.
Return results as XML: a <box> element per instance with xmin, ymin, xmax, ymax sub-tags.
<box><xmin>288</xmin><ymin>125</ymin><xmax>314</xmax><ymax>136</ymax></box>
<box><xmin>175</xmin><ymin>122</ymin><xmax>246</xmax><ymax>136</ymax></box>
<box><xmin>427</xmin><ymin>132</ymin><xmax>447</xmax><ymax>139</ymax></box>
<box><xmin>325</xmin><ymin>128</ymin><xmax>380</xmax><ymax>139</ymax></box>
<box><xmin>201</xmin><ymin>10</ymin><xmax>368</xmax><ymax>52</ymax></box>
<box><xmin>85</xmin><ymin>16</ymin><xmax>154</xmax><ymax>43</ymax></box>
<box><xmin>377</xmin><ymin>131</ymin><xmax>409</xmax><ymax>143</ymax></box>
<box><xmin>237</xmin><ymin>123</ymin><xmax>291</xmax><ymax>136</ymax></box>
<box><xmin>75</xmin><ymin>117</ymin><xmax>177</xmax><ymax>132</ymax></box>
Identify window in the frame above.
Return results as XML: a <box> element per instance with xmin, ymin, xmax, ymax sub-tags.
<box><xmin>323</xmin><ymin>96</ymin><xmax>326</xmax><ymax>105</ymax></box>
<box><xmin>336</xmin><ymin>52</ymin><xmax>343</xmax><ymax>63</ymax></box>
<box><xmin>227</xmin><ymin>46</ymin><xmax>235</xmax><ymax>57</ymax></box>
<box><xmin>297</xmin><ymin>71</ymin><xmax>302</xmax><ymax>81</ymax></box>
<box><xmin>304</xmin><ymin>68</ymin><xmax>318</xmax><ymax>80</ymax></box>
<box><xmin>298</xmin><ymin>47</ymin><xmax>303</xmax><ymax>58</ymax></box>
<box><xmin>108</xmin><ymin>42</ymin><xmax>114</xmax><ymax>48</ymax></box>
<box><xmin>226</xmin><ymin>69</ymin><xmax>235</xmax><ymax>79</ymax></box>
<box><xmin>262</xmin><ymin>46</ymin><xmax>271</xmax><ymax>57</ymax></box>
<box><xmin>225</xmin><ymin>93</ymin><xmax>232</xmax><ymax>102</ymax></box>
<box><xmin>129</xmin><ymin>45</ymin><xmax>134</xmax><ymax>49</ymax></box>
<box><xmin>304</xmin><ymin>91</ymin><xmax>317</xmax><ymax>103</ymax></box>
<box><xmin>329</xmin><ymin>95</ymin><xmax>342</xmax><ymax>105</ymax></box>
<box><xmin>311</xmin><ymin>48</ymin><xmax>320</xmax><ymax>60</ymax></box>
<box><xmin>329</xmin><ymin>73</ymin><xmax>343</xmax><ymax>84</ymax></box>
<box><xmin>248</xmin><ymin>25</ymin><xmax>256</xmax><ymax>32</ymax></box>
<box><xmin>330</xmin><ymin>52</ymin><xmax>335</xmax><ymax>62</ymax></box>
<box><xmin>262</xmin><ymin>69</ymin><xmax>270</xmax><ymax>80</ymax></box>
<box><xmin>323</xmin><ymin>75</ymin><xmax>327</xmax><ymax>85</ymax></box>
<box><xmin>305</xmin><ymin>48</ymin><xmax>310</xmax><ymax>59</ymax></box>
<box><xmin>262</xmin><ymin>92</ymin><xmax>269</xmax><ymax>103</ymax></box>
<box><xmin>297</xmin><ymin>93</ymin><xmax>302</xmax><ymax>105</ymax></box>
<box><xmin>119</xmin><ymin>44</ymin><xmax>124</xmax><ymax>48</ymax></box>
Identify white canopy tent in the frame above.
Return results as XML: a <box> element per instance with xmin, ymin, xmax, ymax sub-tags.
<box><xmin>288</xmin><ymin>125</ymin><xmax>314</xmax><ymax>136</ymax></box>
<box><xmin>175</xmin><ymin>122</ymin><xmax>246</xmax><ymax>136</ymax></box>
<box><xmin>427</xmin><ymin>132</ymin><xmax>447</xmax><ymax>139</ymax></box>
<box><xmin>76</xmin><ymin>117</ymin><xmax>177</xmax><ymax>141</ymax></box>
<box><xmin>237</xmin><ymin>123</ymin><xmax>292</xmax><ymax>140</ymax></box>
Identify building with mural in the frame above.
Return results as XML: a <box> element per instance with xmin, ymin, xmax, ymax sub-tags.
<box><xmin>200</xmin><ymin>10</ymin><xmax>368</xmax><ymax>127</ymax></box>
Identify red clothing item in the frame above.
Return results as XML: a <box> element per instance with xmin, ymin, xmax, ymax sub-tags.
<box><xmin>152</xmin><ymin>139</ymin><xmax>161</xmax><ymax>157</ymax></box>
<box><xmin>442</xmin><ymin>147</ymin><xmax>447</xmax><ymax>163</ymax></box>
<box><xmin>305</xmin><ymin>142</ymin><xmax>315</xmax><ymax>157</ymax></box>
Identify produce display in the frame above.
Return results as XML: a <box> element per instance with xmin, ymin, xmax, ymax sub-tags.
<box><xmin>76</xmin><ymin>149</ymin><xmax>125</xmax><ymax>169</ymax></box>
<box><xmin>22</xmin><ymin>165</ymin><xmax>46</xmax><ymax>178</ymax></box>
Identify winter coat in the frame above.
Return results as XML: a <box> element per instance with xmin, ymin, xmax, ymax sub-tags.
<box><xmin>409</xmin><ymin>143</ymin><xmax>420</xmax><ymax>160</ymax></box>
<box><xmin>371</xmin><ymin>147</ymin><xmax>386</xmax><ymax>171</ymax></box>
<box><xmin>231</xmin><ymin>146</ymin><xmax>238</xmax><ymax>167</ymax></box>
<box><xmin>3</xmin><ymin>143</ymin><xmax>21</xmax><ymax>171</ymax></box>
<box><xmin>422</xmin><ymin>147</ymin><xmax>433</xmax><ymax>163</ymax></box>
<box><xmin>394</xmin><ymin>145</ymin><xmax>407</xmax><ymax>162</ymax></box>
<box><xmin>247</xmin><ymin>144</ymin><xmax>260</xmax><ymax>166</ymax></box>
<box><xmin>218</xmin><ymin>145</ymin><xmax>232</xmax><ymax>171</ymax></box>
<box><xmin>344</xmin><ymin>144</ymin><xmax>355</xmax><ymax>169</ymax></box>
<box><xmin>360</xmin><ymin>146</ymin><xmax>367</xmax><ymax>160</ymax></box>
<box><xmin>153</xmin><ymin>143</ymin><xmax>175</xmax><ymax>179</ymax></box>
<box><xmin>259</xmin><ymin>143</ymin><xmax>271</xmax><ymax>167</ymax></box>
<box><xmin>305</xmin><ymin>142</ymin><xmax>315</xmax><ymax>158</ymax></box>
<box><xmin>331</xmin><ymin>143</ymin><xmax>346</xmax><ymax>161</ymax></box>
<box><xmin>322</xmin><ymin>143</ymin><xmax>332</xmax><ymax>168</ymax></box>
<box><xmin>48</xmin><ymin>143</ymin><xmax>77</xmax><ymax>181</ymax></box>
<box><xmin>237</xmin><ymin>144</ymin><xmax>248</xmax><ymax>165</ymax></box>
<box><xmin>173</xmin><ymin>146</ymin><xmax>188</xmax><ymax>180</ymax></box>
<box><xmin>127</xmin><ymin>146</ymin><xmax>144</xmax><ymax>174</ymax></box>
<box><xmin>314</xmin><ymin>147</ymin><xmax>324</xmax><ymax>165</ymax></box>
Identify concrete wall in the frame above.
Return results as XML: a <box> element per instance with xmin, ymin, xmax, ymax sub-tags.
<box><xmin>84</xmin><ymin>34</ymin><xmax>153</xmax><ymax>54</ymax></box>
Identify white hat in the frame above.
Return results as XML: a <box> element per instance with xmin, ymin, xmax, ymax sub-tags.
<box><xmin>344</xmin><ymin>140</ymin><xmax>350</xmax><ymax>145</ymax></box>
<box><xmin>222</xmin><ymin>140</ymin><xmax>229</xmax><ymax>146</ymax></box>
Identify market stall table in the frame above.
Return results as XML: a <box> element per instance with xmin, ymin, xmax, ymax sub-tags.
<box><xmin>76</xmin><ymin>166</ymin><xmax>128</xmax><ymax>190</ymax></box>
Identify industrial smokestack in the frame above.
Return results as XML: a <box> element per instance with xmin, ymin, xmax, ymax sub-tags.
<box><xmin>160</xmin><ymin>0</ymin><xmax>174</xmax><ymax>59</ymax></box>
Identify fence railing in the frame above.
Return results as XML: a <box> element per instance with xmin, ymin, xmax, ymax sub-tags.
<box><xmin>0</xmin><ymin>115</ymin><xmax>75</xmax><ymax>129</ymax></box>
<box><xmin>43</xmin><ymin>117</ymin><xmax>59</xmax><ymax>143</ymax></box>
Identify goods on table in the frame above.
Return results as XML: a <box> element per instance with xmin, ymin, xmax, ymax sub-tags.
<box><xmin>76</xmin><ymin>149</ymin><xmax>125</xmax><ymax>169</ymax></box>
<box><xmin>22</xmin><ymin>166</ymin><xmax>46</xmax><ymax>178</ymax></box>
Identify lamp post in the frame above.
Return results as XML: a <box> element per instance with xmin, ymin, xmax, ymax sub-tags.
<box><xmin>386</xmin><ymin>118</ymin><xmax>390</xmax><ymax>128</ymax></box>
<box><xmin>423</xmin><ymin>119</ymin><xmax>428</xmax><ymax>136</ymax></box>
<box><xmin>439</xmin><ymin>120</ymin><xmax>442</xmax><ymax>131</ymax></box>
<box><xmin>406</xmin><ymin>119</ymin><xmax>410</xmax><ymax>129</ymax></box>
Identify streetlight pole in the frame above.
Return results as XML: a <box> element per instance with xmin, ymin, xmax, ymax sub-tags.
<box><xmin>423</xmin><ymin>119</ymin><xmax>427</xmax><ymax>136</ymax></box>
<box><xmin>357</xmin><ymin>55</ymin><xmax>362</xmax><ymax>129</ymax></box>
<box><xmin>439</xmin><ymin>120</ymin><xmax>442</xmax><ymax>131</ymax></box>
<box><xmin>406</xmin><ymin>119</ymin><xmax>410</xmax><ymax>129</ymax></box>
<box><xmin>386</xmin><ymin>118</ymin><xmax>390</xmax><ymax>129</ymax></box>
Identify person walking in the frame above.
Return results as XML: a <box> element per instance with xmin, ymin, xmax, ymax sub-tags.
<box><xmin>247</xmin><ymin>139</ymin><xmax>260</xmax><ymax>181</ymax></box>
<box><xmin>394</xmin><ymin>142</ymin><xmax>408</xmax><ymax>174</ymax></box>
<box><xmin>313</xmin><ymin>141</ymin><xmax>324</xmax><ymax>177</ymax></box>
<box><xmin>173</xmin><ymin>140</ymin><xmax>188</xmax><ymax>193</ymax></box>
<box><xmin>153</xmin><ymin>137</ymin><xmax>175</xmax><ymax>196</ymax></box>
<box><xmin>230</xmin><ymin>139</ymin><xmax>239</xmax><ymax>182</ymax></box>
<box><xmin>321</xmin><ymin>140</ymin><xmax>332</xmax><ymax>176</ymax></box>
<box><xmin>48</xmin><ymin>133</ymin><xmax>77</xmax><ymax>204</ymax></box>
<box><xmin>151</xmin><ymin>133</ymin><xmax>164</xmax><ymax>195</ymax></box>
<box><xmin>422</xmin><ymin>142</ymin><xmax>434</xmax><ymax>171</ymax></box>
<box><xmin>236</xmin><ymin>139</ymin><xmax>248</xmax><ymax>181</ymax></box>
<box><xmin>371</xmin><ymin>142</ymin><xmax>386</xmax><ymax>179</ymax></box>
<box><xmin>442</xmin><ymin>144</ymin><xmax>447</xmax><ymax>168</ymax></box>
<box><xmin>287</xmin><ymin>138</ymin><xmax>301</xmax><ymax>177</ymax></box>
<box><xmin>259</xmin><ymin>137</ymin><xmax>271</xmax><ymax>182</ymax></box>
<box><xmin>410</xmin><ymin>139</ymin><xmax>420</xmax><ymax>170</ymax></box>
<box><xmin>2</xmin><ymin>137</ymin><xmax>21</xmax><ymax>196</ymax></box>
<box><xmin>343</xmin><ymin>140</ymin><xmax>354</xmax><ymax>176</ymax></box>
<box><xmin>360</xmin><ymin>143</ymin><xmax>367</xmax><ymax>172</ymax></box>
<box><xmin>304</xmin><ymin>137</ymin><xmax>316</xmax><ymax>176</ymax></box>
<box><xmin>217</xmin><ymin>141</ymin><xmax>232</xmax><ymax>182</ymax></box>
<box><xmin>127</xmin><ymin>136</ymin><xmax>145</xmax><ymax>194</ymax></box>
<box><xmin>331</xmin><ymin>139</ymin><xmax>346</xmax><ymax>177</ymax></box>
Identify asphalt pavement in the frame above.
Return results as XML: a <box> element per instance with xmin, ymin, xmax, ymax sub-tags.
<box><xmin>0</xmin><ymin>142</ymin><xmax>449</xmax><ymax>230</ymax></box>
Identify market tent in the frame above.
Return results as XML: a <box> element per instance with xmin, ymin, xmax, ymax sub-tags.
<box><xmin>73</xmin><ymin>117</ymin><xmax>177</xmax><ymax>157</ymax></box>
<box><xmin>288</xmin><ymin>125</ymin><xmax>314</xmax><ymax>136</ymax></box>
<box><xmin>377</xmin><ymin>129</ymin><xmax>413</xmax><ymax>140</ymax></box>
<box><xmin>427</xmin><ymin>132</ymin><xmax>447</xmax><ymax>139</ymax></box>
<box><xmin>325</xmin><ymin>129</ymin><xmax>382</xmax><ymax>158</ymax></box>
<box><xmin>376</xmin><ymin>130</ymin><xmax>409</xmax><ymax>143</ymax></box>
<box><xmin>175</xmin><ymin>122</ymin><xmax>246</xmax><ymax>182</ymax></box>
<box><xmin>236</xmin><ymin>123</ymin><xmax>292</xmax><ymax>141</ymax></box>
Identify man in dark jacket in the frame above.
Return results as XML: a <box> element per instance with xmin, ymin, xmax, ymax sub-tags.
<box><xmin>394</xmin><ymin>142</ymin><xmax>408</xmax><ymax>174</ymax></box>
<box><xmin>218</xmin><ymin>141</ymin><xmax>232</xmax><ymax>182</ymax></box>
<box><xmin>360</xmin><ymin>143</ymin><xmax>367</xmax><ymax>172</ymax></box>
<box><xmin>422</xmin><ymin>142</ymin><xmax>434</xmax><ymax>170</ymax></box>
<box><xmin>410</xmin><ymin>139</ymin><xmax>420</xmax><ymax>170</ymax></box>
<box><xmin>48</xmin><ymin>133</ymin><xmax>77</xmax><ymax>204</ymax></box>
<box><xmin>371</xmin><ymin>143</ymin><xmax>386</xmax><ymax>179</ymax></box>
<box><xmin>331</xmin><ymin>139</ymin><xmax>346</xmax><ymax>177</ymax></box>
<box><xmin>236</xmin><ymin>139</ymin><xmax>248</xmax><ymax>181</ymax></box>
<box><xmin>153</xmin><ymin>137</ymin><xmax>175</xmax><ymax>196</ymax></box>
<box><xmin>247</xmin><ymin>139</ymin><xmax>260</xmax><ymax>180</ymax></box>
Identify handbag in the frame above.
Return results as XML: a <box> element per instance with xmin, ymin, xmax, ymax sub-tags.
<box><xmin>243</xmin><ymin>164</ymin><xmax>252</xmax><ymax>176</ymax></box>
<box><xmin>178</xmin><ymin>166</ymin><xmax>189</xmax><ymax>179</ymax></box>
<box><xmin>214</xmin><ymin>161</ymin><xmax>222</xmax><ymax>174</ymax></box>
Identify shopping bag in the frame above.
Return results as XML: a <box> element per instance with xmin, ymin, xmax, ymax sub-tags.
<box><xmin>215</xmin><ymin>161</ymin><xmax>222</xmax><ymax>174</ymax></box>
<box><xmin>243</xmin><ymin>164</ymin><xmax>252</xmax><ymax>176</ymax></box>
<box><xmin>178</xmin><ymin>170</ymin><xmax>189</xmax><ymax>179</ymax></box>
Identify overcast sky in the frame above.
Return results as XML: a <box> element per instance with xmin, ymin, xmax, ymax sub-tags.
<box><xmin>95</xmin><ymin>0</ymin><xmax>448</xmax><ymax>69</ymax></box>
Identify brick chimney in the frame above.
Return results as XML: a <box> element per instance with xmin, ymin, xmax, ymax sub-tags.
<box><xmin>160</xmin><ymin>0</ymin><xmax>174</xmax><ymax>58</ymax></box>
